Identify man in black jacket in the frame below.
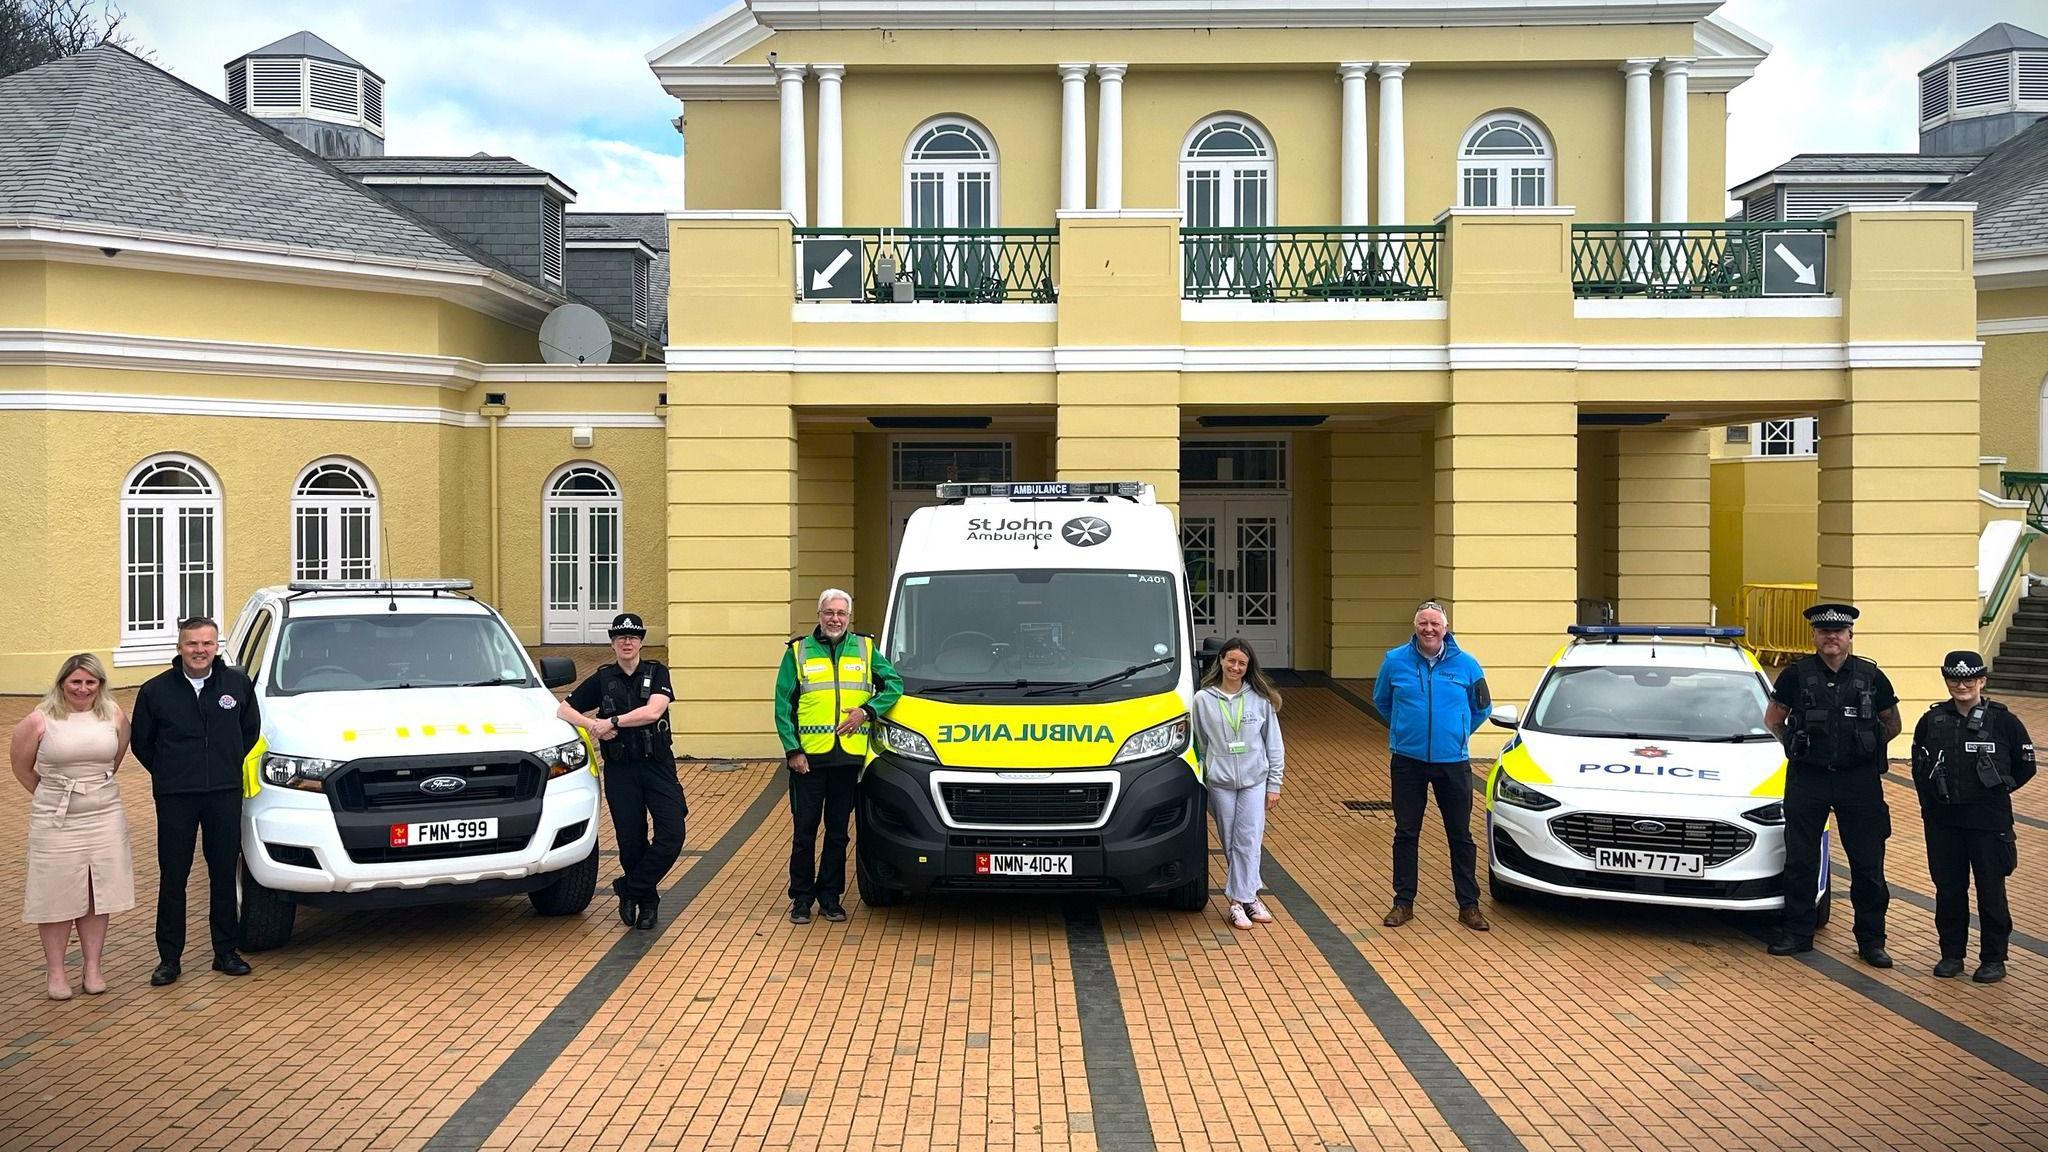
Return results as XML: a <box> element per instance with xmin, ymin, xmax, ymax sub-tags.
<box><xmin>131</xmin><ymin>616</ymin><xmax>261</xmax><ymax>985</ymax></box>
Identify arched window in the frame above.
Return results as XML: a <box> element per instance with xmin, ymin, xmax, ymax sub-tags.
<box><xmin>903</xmin><ymin>117</ymin><xmax>997</xmax><ymax>229</ymax></box>
<box><xmin>1458</xmin><ymin>113</ymin><xmax>1554</xmax><ymax>208</ymax></box>
<box><xmin>121</xmin><ymin>454</ymin><xmax>223</xmax><ymax>650</ymax></box>
<box><xmin>1181</xmin><ymin>115</ymin><xmax>1275</xmax><ymax>229</ymax></box>
<box><xmin>293</xmin><ymin>458</ymin><xmax>378</xmax><ymax>581</ymax></box>
<box><xmin>542</xmin><ymin>463</ymin><xmax>622</xmax><ymax>644</ymax></box>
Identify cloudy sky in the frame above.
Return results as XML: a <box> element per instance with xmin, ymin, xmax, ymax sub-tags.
<box><xmin>124</xmin><ymin>0</ymin><xmax>2044</xmax><ymax>213</ymax></box>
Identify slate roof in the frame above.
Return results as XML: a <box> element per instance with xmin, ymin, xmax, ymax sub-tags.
<box><xmin>1756</xmin><ymin>154</ymin><xmax>1985</xmax><ymax>177</ymax></box>
<box><xmin>1927</xmin><ymin>22</ymin><xmax>2048</xmax><ymax>68</ymax></box>
<box><xmin>231</xmin><ymin>30</ymin><xmax>373</xmax><ymax>71</ymax></box>
<box><xmin>332</xmin><ymin>155</ymin><xmax>559</xmax><ymax>181</ymax></box>
<box><xmin>567</xmin><ymin>213</ymin><xmax>670</xmax><ymax>342</ymax></box>
<box><xmin>1915</xmin><ymin>115</ymin><xmax>2048</xmax><ymax>253</ymax></box>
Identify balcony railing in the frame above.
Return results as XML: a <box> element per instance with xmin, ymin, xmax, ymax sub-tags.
<box><xmin>2001</xmin><ymin>472</ymin><xmax>2048</xmax><ymax>530</ymax></box>
<box><xmin>792</xmin><ymin>228</ymin><xmax>1058</xmax><ymax>303</ymax></box>
<box><xmin>1571</xmin><ymin>221</ymin><xmax>1835</xmax><ymax>299</ymax></box>
<box><xmin>1181</xmin><ymin>226</ymin><xmax>1442</xmax><ymax>301</ymax></box>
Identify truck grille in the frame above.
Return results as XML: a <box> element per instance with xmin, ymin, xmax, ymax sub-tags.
<box><xmin>329</xmin><ymin>755</ymin><xmax>543</xmax><ymax>813</ymax></box>
<box><xmin>938</xmin><ymin>782</ymin><xmax>1111</xmax><ymax>826</ymax></box>
<box><xmin>1549</xmin><ymin>812</ymin><xmax>1755</xmax><ymax>867</ymax></box>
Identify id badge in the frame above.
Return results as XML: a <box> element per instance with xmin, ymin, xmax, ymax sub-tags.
<box><xmin>1227</xmin><ymin>741</ymin><xmax>1248</xmax><ymax>755</ymax></box>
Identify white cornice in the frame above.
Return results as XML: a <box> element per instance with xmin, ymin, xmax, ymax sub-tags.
<box><xmin>741</xmin><ymin>0</ymin><xmax>1723</xmax><ymax>30</ymax></box>
<box><xmin>656</xmin><ymin>65</ymin><xmax>777</xmax><ymax>102</ymax></box>
<box><xmin>648</xmin><ymin>0</ymin><xmax>776</xmax><ymax>67</ymax></box>
<box><xmin>795</xmin><ymin>303</ymin><xmax>1057</xmax><ymax>322</ymax></box>
<box><xmin>1976</xmin><ymin>248</ymin><xmax>2048</xmax><ymax>290</ymax></box>
<box><xmin>350</xmin><ymin>173</ymin><xmax>580</xmax><ymax>203</ymax></box>
<box><xmin>477</xmin><ymin>364</ymin><xmax>666</xmax><ymax>383</ymax></box>
<box><xmin>0</xmin><ymin>390</ymin><xmax>665</xmax><ymax>428</ymax></box>
<box><xmin>1688</xmin><ymin>12</ymin><xmax>1768</xmax><ymax>93</ymax></box>
<box><xmin>564</xmin><ymin>239</ymin><xmax>662</xmax><ymax>260</ymax></box>
<box><xmin>1979</xmin><ymin>316</ymin><xmax>2048</xmax><ymax>337</ymax></box>
<box><xmin>0</xmin><ymin>329</ymin><xmax>666</xmax><ymax>387</ymax></box>
<box><xmin>1184</xmin><ymin>344</ymin><xmax>1448</xmax><ymax>371</ymax></box>
<box><xmin>1574</xmin><ymin>297</ymin><xmax>1842</xmax><ymax>319</ymax></box>
<box><xmin>1183</xmin><ymin>300</ymin><xmax>1448</xmax><ymax>321</ymax></box>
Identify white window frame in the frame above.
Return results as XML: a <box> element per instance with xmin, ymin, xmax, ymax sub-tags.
<box><xmin>117</xmin><ymin>454</ymin><xmax>224</xmax><ymax>666</ymax></box>
<box><xmin>292</xmin><ymin>457</ymin><xmax>380</xmax><ymax>582</ymax></box>
<box><xmin>541</xmin><ymin>462</ymin><xmax>624</xmax><ymax>645</ymax></box>
<box><xmin>1179</xmin><ymin>114</ymin><xmax>1277</xmax><ymax>229</ymax></box>
<box><xmin>1751</xmin><ymin>418</ymin><xmax>1817</xmax><ymax>458</ymax></box>
<box><xmin>1457</xmin><ymin>112</ymin><xmax>1555</xmax><ymax>209</ymax></box>
<box><xmin>902</xmin><ymin>116</ymin><xmax>999</xmax><ymax>229</ymax></box>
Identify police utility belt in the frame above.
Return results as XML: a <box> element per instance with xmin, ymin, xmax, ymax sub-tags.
<box><xmin>598</xmin><ymin>664</ymin><xmax>672</xmax><ymax>763</ymax></box>
<box><xmin>1915</xmin><ymin>702</ymin><xmax>2019</xmax><ymax>805</ymax></box>
<box><xmin>1786</xmin><ymin>658</ymin><xmax>1882</xmax><ymax>770</ymax></box>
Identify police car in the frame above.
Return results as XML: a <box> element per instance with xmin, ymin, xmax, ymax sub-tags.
<box><xmin>1485</xmin><ymin>625</ymin><xmax>1827</xmax><ymax>923</ymax></box>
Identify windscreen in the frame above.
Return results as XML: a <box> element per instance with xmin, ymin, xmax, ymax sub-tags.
<box><xmin>888</xmin><ymin>569</ymin><xmax>1181</xmax><ymax>701</ymax></box>
<box><xmin>270</xmin><ymin>613</ymin><xmax>533</xmax><ymax>695</ymax></box>
<box><xmin>1525</xmin><ymin>664</ymin><xmax>1773</xmax><ymax>742</ymax></box>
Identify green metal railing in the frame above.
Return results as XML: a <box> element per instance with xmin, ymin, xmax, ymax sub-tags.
<box><xmin>2001</xmin><ymin>471</ymin><xmax>2048</xmax><ymax>530</ymax></box>
<box><xmin>1983</xmin><ymin>528</ymin><xmax>2042</xmax><ymax>628</ymax></box>
<box><xmin>1181</xmin><ymin>226</ymin><xmax>1441</xmax><ymax>301</ymax></box>
<box><xmin>1571</xmin><ymin>221</ymin><xmax>1834</xmax><ymax>299</ymax></box>
<box><xmin>793</xmin><ymin>228</ymin><xmax>1058</xmax><ymax>303</ymax></box>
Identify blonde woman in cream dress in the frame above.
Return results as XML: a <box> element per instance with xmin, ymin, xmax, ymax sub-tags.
<box><xmin>11</xmin><ymin>653</ymin><xmax>136</xmax><ymax>999</ymax></box>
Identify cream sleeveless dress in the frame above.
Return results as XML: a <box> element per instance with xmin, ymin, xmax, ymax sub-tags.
<box><xmin>23</xmin><ymin>710</ymin><xmax>136</xmax><ymax>924</ymax></box>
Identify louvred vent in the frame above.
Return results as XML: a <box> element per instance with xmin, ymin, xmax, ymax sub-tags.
<box><xmin>542</xmin><ymin>201</ymin><xmax>564</xmax><ymax>285</ymax></box>
<box><xmin>2020</xmin><ymin>52</ymin><xmax>2048</xmax><ymax>102</ymax></box>
<box><xmin>363</xmin><ymin>76</ymin><xmax>384</xmax><ymax>128</ymax></box>
<box><xmin>1783</xmin><ymin>187</ymin><xmax>1916</xmax><ymax>219</ymax></box>
<box><xmin>1955</xmin><ymin>55</ymin><xmax>2011</xmax><ymax>108</ymax></box>
<box><xmin>226</xmin><ymin>60</ymin><xmax>247</xmax><ymax>109</ymax></box>
<box><xmin>633</xmin><ymin>259</ymin><xmax>651</xmax><ymax>329</ymax></box>
<box><xmin>1919</xmin><ymin>68</ymin><xmax>1949</xmax><ymax>121</ymax></box>
<box><xmin>308</xmin><ymin>60</ymin><xmax>358</xmax><ymax>115</ymax></box>
<box><xmin>251</xmin><ymin>58</ymin><xmax>300</xmax><ymax>108</ymax></box>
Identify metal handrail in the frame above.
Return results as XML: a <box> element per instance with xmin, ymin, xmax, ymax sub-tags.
<box><xmin>793</xmin><ymin>227</ymin><xmax>1058</xmax><ymax>303</ymax></box>
<box><xmin>1180</xmin><ymin>225</ymin><xmax>1442</xmax><ymax>301</ymax></box>
<box><xmin>1981</xmin><ymin>529</ymin><xmax>2041</xmax><ymax>628</ymax></box>
<box><xmin>2000</xmin><ymin>471</ymin><xmax>2048</xmax><ymax>530</ymax></box>
<box><xmin>1571</xmin><ymin>220</ymin><xmax>1835</xmax><ymax>299</ymax></box>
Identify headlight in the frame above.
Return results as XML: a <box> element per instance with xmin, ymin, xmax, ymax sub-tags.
<box><xmin>877</xmin><ymin>721</ymin><xmax>938</xmax><ymax>763</ymax></box>
<box><xmin>537</xmin><ymin>738</ymin><xmax>589</xmax><ymax>778</ymax></box>
<box><xmin>1113</xmin><ymin>716</ymin><xmax>1191</xmax><ymax>764</ymax></box>
<box><xmin>1743</xmin><ymin>802</ymin><xmax>1785</xmax><ymax>825</ymax></box>
<box><xmin>260</xmin><ymin>752</ymin><xmax>344</xmax><ymax>792</ymax></box>
<box><xmin>1494</xmin><ymin>771</ymin><xmax>1559</xmax><ymax>811</ymax></box>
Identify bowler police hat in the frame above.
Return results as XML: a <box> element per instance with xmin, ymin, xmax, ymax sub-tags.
<box><xmin>1940</xmin><ymin>650</ymin><xmax>1988</xmax><ymax>680</ymax></box>
<box><xmin>608</xmin><ymin>612</ymin><xmax>647</xmax><ymax>639</ymax></box>
<box><xmin>1803</xmin><ymin>602</ymin><xmax>1858</xmax><ymax>629</ymax></box>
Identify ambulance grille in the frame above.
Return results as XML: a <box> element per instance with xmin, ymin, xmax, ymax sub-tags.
<box><xmin>1549</xmin><ymin>812</ymin><xmax>1755</xmax><ymax>866</ymax></box>
<box><xmin>938</xmin><ymin>782</ymin><xmax>1111</xmax><ymax>825</ymax></box>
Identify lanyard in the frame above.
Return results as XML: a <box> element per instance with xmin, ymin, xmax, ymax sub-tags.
<box><xmin>1219</xmin><ymin>690</ymin><xmax>1247</xmax><ymax>737</ymax></box>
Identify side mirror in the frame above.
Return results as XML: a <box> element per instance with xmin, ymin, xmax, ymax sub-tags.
<box><xmin>539</xmin><ymin>656</ymin><xmax>577</xmax><ymax>689</ymax></box>
<box><xmin>1488</xmin><ymin>703</ymin><xmax>1521</xmax><ymax>730</ymax></box>
<box><xmin>1198</xmin><ymin>637</ymin><xmax>1224</xmax><ymax>658</ymax></box>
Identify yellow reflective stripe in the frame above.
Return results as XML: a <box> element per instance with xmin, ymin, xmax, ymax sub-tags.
<box><xmin>242</xmin><ymin>736</ymin><xmax>267</xmax><ymax>799</ymax></box>
<box><xmin>1496</xmin><ymin>741</ymin><xmax>1551</xmax><ymax>784</ymax></box>
<box><xmin>1751</xmin><ymin>761</ymin><xmax>1787</xmax><ymax>798</ymax></box>
<box><xmin>580</xmin><ymin>727</ymin><xmax>602</xmax><ymax>776</ymax></box>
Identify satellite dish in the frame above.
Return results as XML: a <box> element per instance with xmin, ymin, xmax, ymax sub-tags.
<box><xmin>539</xmin><ymin>304</ymin><xmax>614</xmax><ymax>365</ymax></box>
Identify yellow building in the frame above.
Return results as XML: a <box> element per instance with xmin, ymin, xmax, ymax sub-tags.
<box><xmin>0</xmin><ymin>4</ymin><xmax>1990</xmax><ymax>763</ymax></box>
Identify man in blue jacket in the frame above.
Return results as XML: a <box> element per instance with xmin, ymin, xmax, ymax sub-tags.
<box><xmin>1373</xmin><ymin>600</ymin><xmax>1493</xmax><ymax>931</ymax></box>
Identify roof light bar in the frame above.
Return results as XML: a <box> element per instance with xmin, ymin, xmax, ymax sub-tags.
<box><xmin>935</xmin><ymin>481</ymin><xmax>1144</xmax><ymax>500</ymax></box>
<box><xmin>286</xmin><ymin>579</ymin><xmax>474</xmax><ymax>593</ymax></box>
<box><xmin>1567</xmin><ymin>624</ymin><xmax>1745</xmax><ymax>640</ymax></box>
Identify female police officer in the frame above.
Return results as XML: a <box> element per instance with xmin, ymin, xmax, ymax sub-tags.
<box><xmin>559</xmin><ymin>613</ymin><xmax>685</xmax><ymax>931</ymax></box>
<box><xmin>1911</xmin><ymin>651</ymin><xmax>2034</xmax><ymax>983</ymax></box>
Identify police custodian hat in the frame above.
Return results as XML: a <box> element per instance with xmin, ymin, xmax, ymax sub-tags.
<box><xmin>1803</xmin><ymin>602</ymin><xmax>1859</xmax><ymax>628</ymax></box>
<box><xmin>608</xmin><ymin>612</ymin><xmax>647</xmax><ymax>638</ymax></box>
<box><xmin>1941</xmin><ymin>650</ymin><xmax>1989</xmax><ymax>679</ymax></box>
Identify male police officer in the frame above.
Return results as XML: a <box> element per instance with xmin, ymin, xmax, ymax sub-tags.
<box><xmin>1910</xmin><ymin>651</ymin><xmax>2034</xmax><ymax>983</ymax></box>
<box><xmin>773</xmin><ymin>588</ymin><xmax>902</xmax><ymax>924</ymax></box>
<box><xmin>559</xmin><ymin>612</ymin><xmax>685</xmax><ymax>931</ymax></box>
<box><xmin>1763</xmin><ymin>602</ymin><xmax>1902</xmax><ymax>965</ymax></box>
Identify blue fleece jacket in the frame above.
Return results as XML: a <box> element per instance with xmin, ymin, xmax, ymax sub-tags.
<box><xmin>1372</xmin><ymin>634</ymin><xmax>1491</xmax><ymax>764</ymax></box>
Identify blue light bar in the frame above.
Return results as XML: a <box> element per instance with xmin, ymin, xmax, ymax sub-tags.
<box><xmin>1567</xmin><ymin>624</ymin><xmax>1745</xmax><ymax>639</ymax></box>
<box><xmin>936</xmin><ymin>481</ymin><xmax>1143</xmax><ymax>500</ymax></box>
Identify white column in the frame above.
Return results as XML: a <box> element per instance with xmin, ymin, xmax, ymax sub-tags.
<box><xmin>1059</xmin><ymin>63</ymin><xmax>1090</xmax><ymax>212</ymax></box>
<box><xmin>1338</xmin><ymin>62</ymin><xmax>1371</xmax><ymax>227</ymax></box>
<box><xmin>814</xmin><ymin>64</ymin><xmax>844</xmax><ymax>227</ymax></box>
<box><xmin>776</xmin><ymin>63</ymin><xmax>808</xmax><ymax>226</ymax></box>
<box><xmin>1095</xmin><ymin>63</ymin><xmax>1126</xmax><ymax>212</ymax></box>
<box><xmin>1658</xmin><ymin>57</ymin><xmax>1691</xmax><ymax>223</ymax></box>
<box><xmin>1621</xmin><ymin>58</ymin><xmax>1654</xmax><ymax>224</ymax></box>
<box><xmin>1375</xmin><ymin>61</ymin><xmax>1408</xmax><ymax>227</ymax></box>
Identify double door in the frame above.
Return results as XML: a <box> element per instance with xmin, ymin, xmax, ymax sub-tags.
<box><xmin>1181</xmin><ymin>497</ymin><xmax>1290</xmax><ymax>666</ymax></box>
<box><xmin>542</xmin><ymin>501</ymin><xmax>621</xmax><ymax>644</ymax></box>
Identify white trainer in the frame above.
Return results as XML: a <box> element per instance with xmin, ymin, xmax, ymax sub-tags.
<box><xmin>1226</xmin><ymin>902</ymin><xmax>1254</xmax><ymax>930</ymax></box>
<box><xmin>1245</xmin><ymin>899</ymin><xmax>1275</xmax><ymax>924</ymax></box>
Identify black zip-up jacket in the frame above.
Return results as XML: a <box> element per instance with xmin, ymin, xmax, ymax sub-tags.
<box><xmin>131</xmin><ymin>656</ymin><xmax>261</xmax><ymax>795</ymax></box>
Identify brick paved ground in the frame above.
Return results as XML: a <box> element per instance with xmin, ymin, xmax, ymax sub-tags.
<box><xmin>1</xmin><ymin>663</ymin><xmax>2043</xmax><ymax>1150</ymax></box>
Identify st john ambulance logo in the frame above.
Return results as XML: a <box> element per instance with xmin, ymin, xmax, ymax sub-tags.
<box><xmin>1062</xmin><ymin>517</ymin><xmax>1111</xmax><ymax>547</ymax></box>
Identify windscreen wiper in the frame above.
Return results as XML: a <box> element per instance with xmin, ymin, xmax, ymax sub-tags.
<box><xmin>455</xmin><ymin>677</ymin><xmax>527</xmax><ymax>688</ymax></box>
<box><xmin>1695</xmin><ymin>733</ymin><xmax>1778</xmax><ymax>743</ymax></box>
<box><xmin>1022</xmin><ymin>656</ymin><xmax>1176</xmax><ymax>697</ymax></box>
<box><xmin>920</xmin><ymin>679</ymin><xmax>1056</xmax><ymax>694</ymax></box>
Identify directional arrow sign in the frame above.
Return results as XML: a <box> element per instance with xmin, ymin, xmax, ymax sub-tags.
<box><xmin>1761</xmin><ymin>231</ymin><xmax>1827</xmax><ymax>296</ymax></box>
<box><xmin>800</xmin><ymin>238</ymin><xmax>865</xmax><ymax>301</ymax></box>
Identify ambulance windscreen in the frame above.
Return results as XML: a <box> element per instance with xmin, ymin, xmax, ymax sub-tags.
<box><xmin>1523</xmin><ymin>665</ymin><xmax>1773</xmax><ymax>742</ymax></box>
<box><xmin>888</xmin><ymin>569</ymin><xmax>1180</xmax><ymax>701</ymax></box>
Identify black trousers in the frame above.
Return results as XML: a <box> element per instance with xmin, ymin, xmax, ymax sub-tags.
<box><xmin>1925</xmin><ymin>821</ymin><xmax>2016</xmax><ymax>962</ymax></box>
<box><xmin>154</xmin><ymin>788</ymin><xmax>242</xmax><ymax>965</ymax></box>
<box><xmin>1390</xmin><ymin>754</ymin><xmax>1480</xmax><ymax>907</ymax></box>
<box><xmin>1782</xmin><ymin>767</ymin><xmax>1890</xmax><ymax>946</ymax></box>
<box><xmin>603</xmin><ymin>758</ymin><xmax>687</xmax><ymax>902</ymax></box>
<box><xmin>788</xmin><ymin>763</ymin><xmax>858</xmax><ymax>903</ymax></box>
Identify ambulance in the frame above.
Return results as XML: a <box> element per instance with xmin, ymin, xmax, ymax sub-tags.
<box><xmin>854</xmin><ymin>481</ymin><xmax>1209</xmax><ymax>909</ymax></box>
<box><xmin>222</xmin><ymin>580</ymin><xmax>602</xmax><ymax>949</ymax></box>
<box><xmin>1484</xmin><ymin>625</ymin><xmax>1828</xmax><ymax>923</ymax></box>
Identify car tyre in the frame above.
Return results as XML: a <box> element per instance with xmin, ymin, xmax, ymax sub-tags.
<box><xmin>1160</xmin><ymin>852</ymin><xmax>1211</xmax><ymax>912</ymax></box>
<box><xmin>856</xmin><ymin>845</ymin><xmax>906</xmax><ymax>908</ymax></box>
<box><xmin>1487</xmin><ymin>869</ymin><xmax>1527</xmax><ymax>905</ymax></box>
<box><xmin>528</xmin><ymin>849</ymin><xmax>598</xmax><ymax>916</ymax></box>
<box><xmin>238</xmin><ymin>861</ymin><xmax>297</xmax><ymax>952</ymax></box>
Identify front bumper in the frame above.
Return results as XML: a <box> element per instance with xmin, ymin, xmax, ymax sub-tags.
<box><xmin>243</xmin><ymin>770</ymin><xmax>600</xmax><ymax>900</ymax></box>
<box><xmin>857</xmin><ymin>752</ymin><xmax>1206</xmax><ymax>897</ymax></box>
<box><xmin>1487</xmin><ymin>789</ymin><xmax>1791</xmax><ymax>911</ymax></box>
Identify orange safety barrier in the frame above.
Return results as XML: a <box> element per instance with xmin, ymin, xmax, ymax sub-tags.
<box><xmin>1737</xmin><ymin>582</ymin><xmax>1817</xmax><ymax>661</ymax></box>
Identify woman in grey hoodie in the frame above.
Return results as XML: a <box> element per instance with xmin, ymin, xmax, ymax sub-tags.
<box><xmin>1193</xmin><ymin>638</ymin><xmax>1285</xmax><ymax>929</ymax></box>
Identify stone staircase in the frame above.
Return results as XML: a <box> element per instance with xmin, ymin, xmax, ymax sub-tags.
<box><xmin>1990</xmin><ymin>592</ymin><xmax>2048</xmax><ymax>695</ymax></box>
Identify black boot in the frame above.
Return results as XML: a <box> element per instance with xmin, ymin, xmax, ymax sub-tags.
<box><xmin>1767</xmin><ymin>933</ymin><xmax>1813</xmax><ymax>956</ymax></box>
<box><xmin>212</xmin><ymin>951</ymin><xmax>251</xmax><ymax>976</ymax></box>
<box><xmin>1858</xmin><ymin>946</ymin><xmax>1894</xmax><ymax>969</ymax></box>
<box><xmin>1933</xmin><ymin>957</ymin><xmax>1965</xmax><ymax>978</ymax></box>
<box><xmin>635</xmin><ymin>895</ymin><xmax>659</xmax><ymax>931</ymax></box>
<box><xmin>789</xmin><ymin>899</ymin><xmax>812</xmax><ymax>924</ymax></box>
<box><xmin>1973</xmin><ymin>960</ymin><xmax>2007</xmax><ymax>984</ymax></box>
<box><xmin>613</xmin><ymin>877</ymin><xmax>637</xmax><ymax>927</ymax></box>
